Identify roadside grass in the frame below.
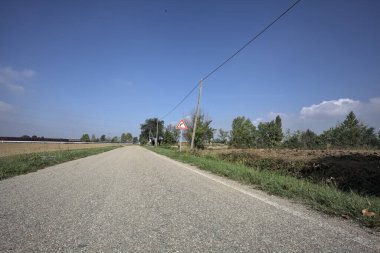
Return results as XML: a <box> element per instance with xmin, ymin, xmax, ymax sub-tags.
<box><xmin>0</xmin><ymin>145</ymin><xmax>122</xmax><ymax>180</ymax></box>
<box><xmin>147</xmin><ymin>146</ymin><xmax>380</xmax><ymax>229</ymax></box>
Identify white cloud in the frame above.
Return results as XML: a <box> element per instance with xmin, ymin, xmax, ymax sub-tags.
<box><xmin>252</xmin><ymin>97</ymin><xmax>380</xmax><ymax>133</ymax></box>
<box><xmin>300</xmin><ymin>98</ymin><xmax>360</xmax><ymax>119</ymax></box>
<box><xmin>0</xmin><ymin>101</ymin><xmax>13</xmax><ymax>113</ymax></box>
<box><xmin>0</xmin><ymin>66</ymin><xmax>35</xmax><ymax>92</ymax></box>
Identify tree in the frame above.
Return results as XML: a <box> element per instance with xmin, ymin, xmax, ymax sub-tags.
<box><xmin>300</xmin><ymin>129</ymin><xmax>320</xmax><ymax>149</ymax></box>
<box><xmin>230</xmin><ymin>117</ymin><xmax>256</xmax><ymax>148</ymax></box>
<box><xmin>217</xmin><ymin>128</ymin><xmax>229</xmax><ymax>144</ymax></box>
<box><xmin>121</xmin><ymin>133</ymin><xmax>133</xmax><ymax>143</ymax></box>
<box><xmin>133</xmin><ymin>137</ymin><xmax>139</xmax><ymax>144</ymax></box>
<box><xmin>100</xmin><ymin>134</ymin><xmax>106</xmax><ymax>142</ymax></box>
<box><xmin>163</xmin><ymin>124</ymin><xmax>180</xmax><ymax>145</ymax></box>
<box><xmin>320</xmin><ymin>111</ymin><xmax>378</xmax><ymax>148</ymax></box>
<box><xmin>185</xmin><ymin>112</ymin><xmax>214</xmax><ymax>149</ymax></box>
<box><xmin>257</xmin><ymin>115</ymin><xmax>283</xmax><ymax>147</ymax></box>
<box><xmin>283</xmin><ymin>129</ymin><xmax>301</xmax><ymax>149</ymax></box>
<box><xmin>80</xmin><ymin>133</ymin><xmax>90</xmax><ymax>142</ymax></box>
<box><xmin>111</xmin><ymin>136</ymin><xmax>119</xmax><ymax>143</ymax></box>
<box><xmin>91</xmin><ymin>134</ymin><xmax>97</xmax><ymax>142</ymax></box>
<box><xmin>139</xmin><ymin>118</ymin><xmax>164</xmax><ymax>145</ymax></box>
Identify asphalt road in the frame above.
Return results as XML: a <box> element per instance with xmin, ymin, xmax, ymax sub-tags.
<box><xmin>1</xmin><ymin>146</ymin><xmax>379</xmax><ymax>252</ymax></box>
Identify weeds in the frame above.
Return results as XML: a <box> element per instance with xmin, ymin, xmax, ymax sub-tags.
<box><xmin>148</xmin><ymin>147</ymin><xmax>380</xmax><ymax>229</ymax></box>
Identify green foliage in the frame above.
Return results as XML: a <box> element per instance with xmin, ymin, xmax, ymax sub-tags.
<box><xmin>230</xmin><ymin>117</ymin><xmax>256</xmax><ymax>148</ymax></box>
<box><xmin>111</xmin><ymin>136</ymin><xmax>119</xmax><ymax>143</ymax></box>
<box><xmin>215</xmin><ymin>128</ymin><xmax>229</xmax><ymax>144</ymax></box>
<box><xmin>257</xmin><ymin>115</ymin><xmax>283</xmax><ymax>147</ymax></box>
<box><xmin>133</xmin><ymin>137</ymin><xmax>139</xmax><ymax>144</ymax></box>
<box><xmin>320</xmin><ymin>111</ymin><xmax>378</xmax><ymax>148</ymax></box>
<box><xmin>283</xmin><ymin>112</ymin><xmax>379</xmax><ymax>149</ymax></box>
<box><xmin>185</xmin><ymin>112</ymin><xmax>214</xmax><ymax>149</ymax></box>
<box><xmin>100</xmin><ymin>134</ymin><xmax>106</xmax><ymax>142</ymax></box>
<box><xmin>121</xmin><ymin>133</ymin><xmax>133</xmax><ymax>143</ymax></box>
<box><xmin>163</xmin><ymin>124</ymin><xmax>179</xmax><ymax>145</ymax></box>
<box><xmin>283</xmin><ymin>129</ymin><xmax>322</xmax><ymax>149</ymax></box>
<box><xmin>139</xmin><ymin>118</ymin><xmax>164</xmax><ymax>145</ymax></box>
<box><xmin>80</xmin><ymin>133</ymin><xmax>90</xmax><ymax>142</ymax></box>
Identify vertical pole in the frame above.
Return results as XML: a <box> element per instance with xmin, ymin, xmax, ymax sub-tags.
<box><xmin>191</xmin><ymin>79</ymin><xmax>203</xmax><ymax>150</ymax></box>
<box><xmin>156</xmin><ymin>119</ymin><xmax>159</xmax><ymax>147</ymax></box>
<box><xmin>179</xmin><ymin>129</ymin><xmax>182</xmax><ymax>152</ymax></box>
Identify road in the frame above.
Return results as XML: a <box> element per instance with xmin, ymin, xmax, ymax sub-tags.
<box><xmin>1</xmin><ymin>146</ymin><xmax>379</xmax><ymax>252</ymax></box>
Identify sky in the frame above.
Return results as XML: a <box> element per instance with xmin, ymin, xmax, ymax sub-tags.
<box><xmin>0</xmin><ymin>0</ymin><xmax>379</xmax><ymax>139</ymax></box>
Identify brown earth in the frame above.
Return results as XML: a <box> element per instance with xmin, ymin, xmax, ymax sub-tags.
<box><xmin>206</xmin><ymin>148</ymin><xmax>380</xmax><ymax>197</ymax></box>
<box><xmin>0</xmin><ymin>143</ymin><xmax>118</xmax><ymax>157</ymax></box>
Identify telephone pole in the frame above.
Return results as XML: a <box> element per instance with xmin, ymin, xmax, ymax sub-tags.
<box><xmin>190</xmin><ymin>79</ymin><xmax>203</xmax><ymax>150</ymax></box>
<box><xmin>156</xmin><ymin>118</ymin><xmax>159</xmax><ymax>147</ymax></box>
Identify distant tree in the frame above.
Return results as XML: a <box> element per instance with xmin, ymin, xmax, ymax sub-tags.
<box><xmin>163</xmin><ymin>124</ymin><xmax>179</xmax><ymax>145</ymax></box>
<box><xmin>140</xmin><ymin>118</ymin><xmax>164</xmax><ymax>145</ymax></box>
<box><xmin>100</xmin><ymin>134</ymin><xmax>106</xmax><ymax>142</ymax></box>
<box><xmin>91</xmin><ymin>134</ymin><xmax>97</xmax><ymax>142</ymax></box>
<box><xmin>125</xmin><ymin>133</ymin><xmax>133</xmax><ymax>142</ymax></box>
<box><xmin>217</xmin><ymin>128</ymin><xmax>229</xmax><ymax>144</ymax></box>
<box><xmin>185</xmin><ymin>111</ymin><xmax>214</xmax><ymax>149</ymax></box>
<box><xmin>121</xmin><ymin>133</ymin><xmax>127</xmax><ymax>143</ymax></box>
<box><xmin>320</xmin><ymin>111</ymin><xmax>378</xmax><ymax>148</ymax></box>
<box><xmin>80</xmin><ymin>133</ymin><xmax>90</xmax><ymax>142</ymax></box>
<box><xmin>133</xmin><ymin>137</ymin><xmax>139</xmax><ymax>144</ymax></box>
<box><xmin>31</xmin><ymin>135</ymin><xmax>37</xmax><ymax>140</ymax></box>
<box><xmin>283</xmin><ymin>129</ymin><xmax>301</xmax><ymax>149</ymax></box>
<box><xmin>300</xmin><ymin>129</ymin><xmax>320</xmax><ymax>149</ymax></box>
<box><xmin>111</xmin><ymin>136</ymin><xmax>119</xmax><ymax>143</ymax></box>
<box><xmin>121</xmin><ymin>133</ymin><xmax>133</xmax><ymax>143</ymax></box>
<box><xmin>230</xmin><ymin>117</ymin><xmax>256</xmax><ymax>148</ymax></box>
<box><xmin>21</xmin><ymin>135</ymin><xmax>30</xmax><ymax>139</ymax></box>
<box><xmin>257</xmin><ymin>115</ymin><xmax>283</xmax><ymax>147</ymax></box>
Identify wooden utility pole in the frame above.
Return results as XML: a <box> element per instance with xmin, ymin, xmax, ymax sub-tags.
<box><xmin>190</xmin><ymin>79</ymin><xmax>203</xmax><ymax>150</ymax></box>
<box><xmin>156</xmin><ymin>119</ymin><xmax>159</xmax><ymax>147</ymax></box>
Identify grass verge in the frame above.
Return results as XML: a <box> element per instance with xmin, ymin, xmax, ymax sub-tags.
<box><xmin>0</xmin><ymin>145</ymin><xmax>121</xmax><ymax>180</ymax></box>
<box><xmin>147</xmin><ymin>146</ymin><xmax>380</xmax><ymax>229</ymax></box>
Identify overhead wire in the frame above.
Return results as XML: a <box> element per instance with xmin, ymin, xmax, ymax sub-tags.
<box><xmin>160</xmin><ymin>0</ymin><xmax>302</xmax><ymax>119</ymax></box>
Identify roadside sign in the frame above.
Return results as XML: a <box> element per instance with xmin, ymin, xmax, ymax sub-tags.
<box><xmin>176</xmin><ymin>119</ymin><xmax>188</xmax><ymax>152</ymax></box>
<box><xmin>176</xmin><ymin>119</ymin><xmax>188</xmax><ymax>130</ymax></box>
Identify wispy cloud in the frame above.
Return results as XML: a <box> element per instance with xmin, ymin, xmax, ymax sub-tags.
<box><xmin>0</xmin><ymin>101</ymin><xmax>13</xmax><ymax>113</ymax></box>
<box><xmin>0</xmin><ymin>66</ymin><xmax>35</xmax><ymax>92</ymax></box>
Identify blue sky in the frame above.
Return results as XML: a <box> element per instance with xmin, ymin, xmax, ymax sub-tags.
<box><xmin>1</xmin><ymin>0</ymin><xmax>379</xmax><ymax>138</ymax></box>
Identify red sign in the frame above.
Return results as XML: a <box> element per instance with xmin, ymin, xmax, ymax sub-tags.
<box><xmin>176</xmin><ymin>119</ymin><xmax>188</xmax><ymax>130</ymax></box>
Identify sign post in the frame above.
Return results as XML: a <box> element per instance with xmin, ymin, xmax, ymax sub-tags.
<box><xmin>175</xmin><ymin>119</ymin><xmax>188</xmax><ymax>152</ymax></box>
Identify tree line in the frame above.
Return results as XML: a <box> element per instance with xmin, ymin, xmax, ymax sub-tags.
<box><xmin>80</xmin><ymin>133</ymin><xmax>138</xmax><ymax>144</ymax></box>
<box><xmin>140</xmin><ymin>111</ymin><xmax>380</xmax><ymax>149</ymax></box>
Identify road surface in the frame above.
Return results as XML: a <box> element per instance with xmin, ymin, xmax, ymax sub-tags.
<box><xmin>1</xmin><ymin>146</ymin><xmax>379</xmax><ymax>252</ymax></box>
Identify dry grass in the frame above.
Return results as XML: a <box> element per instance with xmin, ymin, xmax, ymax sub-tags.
<box><xmin>204</xmin><ymin>148</ymin><xmax>380</xmax><ymax>162</ymax></box>
<box><xmin>0</xmin><ymin>142</ymin><xmax>119</xmax><ymax>157</ymax></box>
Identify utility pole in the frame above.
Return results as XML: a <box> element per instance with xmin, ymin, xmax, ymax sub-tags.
<box><xmin>156</xmin><ymin>118</ymin><xmax>159</xmax><ymax>147</ymax></box>
<box><xmin>191</xmin><ymin>79</ymin><xmax>203</xmax><ymax>150</ymax></box>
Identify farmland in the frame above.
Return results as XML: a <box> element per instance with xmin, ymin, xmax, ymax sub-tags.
<box><xmin>201</xmin><ymin>147</ymin><xmax>380</xmax><ymax>197</ymax></box>
<box><xmin>0</xmin><ymin>142</ymin><xmax>118</xmax><ymax>157</ymax></box>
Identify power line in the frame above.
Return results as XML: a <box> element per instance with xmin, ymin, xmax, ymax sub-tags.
<box><xmin>160</xmin><ymin>0</ymin><xmax>302</xmax><ymax>119</ymax></box>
